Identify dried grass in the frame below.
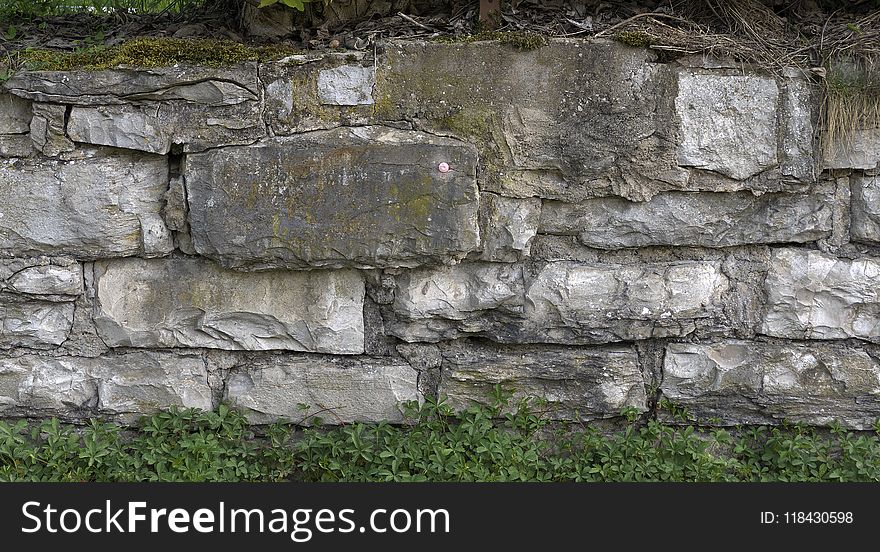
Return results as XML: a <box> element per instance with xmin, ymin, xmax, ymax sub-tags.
<box><xmin>604</xmin><ymin>0</ymin><xmax>880</xmax><ymax>160</ymax></box>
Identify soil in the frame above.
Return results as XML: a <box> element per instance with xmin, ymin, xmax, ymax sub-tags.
<box><xmin>0</xmin><ymin>1</ymin><xmax>878</xmax><ymax>68</ymax></box>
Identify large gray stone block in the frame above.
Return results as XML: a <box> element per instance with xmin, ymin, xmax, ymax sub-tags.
<box><xmin>185</xmin><ymin>126</ymin><xmax>480</xmax><ymax>269</ymax></box>
<box><xmin>93</xmin><ymin>257</ymin><xmax>365</xmax><ymax>353</ymax></box>
<box><xmin>539</xmin><ymin>188</ymin><xmax>833</xmax><ymax>249</ymax></box>
<box><xmin>438</xmin><ymin>340</ymin><xmax>647</xmax><ymax>420</ymax></box>
<box><xmin>0</xmin><ymin>150</ymin><xmax>172</xmax><ymax>258</ymax></box>
<box><xmin>662</xmin><ymin>341</ymin><xmax>880</xmax><ymax>429</ymax></box>
<box><xmin>390</xmin><ymin>260</ymin><xmax>729</xmax><ymax>344</ymax></box>
<box><xmin>0</xmin><ymin>352</ymin><xmax>212</xmax><ymax>421</ymax></box>
<box><xmin>762</xmin><ymin>248</ymin><xmax>880</xmax><ymax>342</ymax></box>
<box><xmin>224</xmin><ymin>355</ymin><xmax>420</xmax><ymax>424</ymax></box>
<box><xmin>524</xmin><ymin>260</ymin><xmax>729</xmax><ymax>343</ymax></box>
<box><xmin>5</xmin><ymin>64</ymin><xmax>260</xmax><ymax>105</ymax></box>
<box><xmin>67</xmin><ymin>100</ymin><xmax>264</xmax><ymax>154</ymax></box>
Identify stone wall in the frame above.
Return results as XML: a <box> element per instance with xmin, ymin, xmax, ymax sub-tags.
<box><xmin>2</xmin><ymin>39</ymin><xmax>879</xmax><ymax>428</ymax></box>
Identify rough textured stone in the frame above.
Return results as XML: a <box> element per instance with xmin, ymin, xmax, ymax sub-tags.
<box><xmin>762</xmin><ymin>248</ymin><xmax>880</xmax><ymax>342</ymax></box>
<box><xmin>0</xmin><ymin>352</ymin><xmax>212</xmax><ymax>420</ymax></box>
<box><xmin>390</xmin><ymin>260</ymin><xmax>729</xmax><ymax>343</ymax></box>
<box><xmin>0</xmin><ymin>258</ymin><xmax>82</xmax><ymax>297</ymax></box>
<box><xmin>662</xmin><ymin>341</ymin><xmax>880</xmax><ymax>429</ymax></box>
<box><xmin>0</xmin><ymin>93</ymin><xmax>31</xmax><ymax>134</ymax></box>
<box><xmin>439</xmin><ymin>340</ymin><xmax>647</xmax><ymax>420</ymax></box>
<box><xmin>185</xmin><ymin>126</ymin><xmax>480</xmax><ymax>269</ymax></box>
<box><xmin>0</xmin><ymin>135</ymin><xmax>32</xmax><ymax>157</ymax></box>
<box><xmin>676</xmin><ymin>72</ymin><xmax>779</xmax><ymax>180</ymax></box>
<box><xmin>851</xmin><ymin>175</ymin><xmax>880</xmax><ymax>244</ymax></box>
<box><xmin>93</xmin><ymin>257</ymin><xmax>365</xmax><ymax>353</ymax></box>
<box><xmin>5</xmin><ymin>64</ymin><xmax>260</xmax><ymax>105</ymax></box>
<box><xmin>478</xmin><ymin>193</ymin><xmax>541</xmax><ymax>262</ymax></box>
<box><xmin>67</xmin><ymin>100</ymin><xmax>264</xmax><ymax>155</ymax></box>
<box><xmin>380</xmin><ymin>40</ymin><xmax>686</xmax><ymax>202</ymax></box>
<box><xmin>523</xmin><ymin>260</ymin><xmax>729</xmax><ymax>343</ymax></box>
<box><xmin>0</xmin><ymin>297</ymin><xmax>74</xmax><ymax>348</ymax></box>
<box><xmin>0</xmin><ymin>150</ymin><xmax>172</xmax><ymax>258</ymax></box>
<box><xmin>539</xmin><ymin>189</ymin><xmax>833</xmax><ymax>249</ymax></box>
<box><xmin>224</xmin><ymin>355</ymin><xmax>420</xmax><ymax>424</ymax></box>
<box><xmin>780</xmin><ymin>76</ymin><xmax>817</xmax><ymax>181</ymax></box>
<box><xmin>30</xmin><ymin>103</ymin><xmax>74</xmax><ymax>157</ymax></box>
<box><xmin>317</xmin><ymin>65</ymin><xmax>375</xmax><ymax>105</ymax></box>
<box><xmin>823</xmin><ymin>129</ymin><xmax>880</xmax><ymax>170</ymax></box>
<box><xmin>393</xmin><ymin>263</ymin><xmax>524</xmax><ymax>320</ymax></box>
<box><xmin>7</xmin><ymin>263</ymin><xmax>83</xmax><ymax>296</ymax></box>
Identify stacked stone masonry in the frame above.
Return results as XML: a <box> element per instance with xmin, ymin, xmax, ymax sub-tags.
<box><xmin>1</xmin><ymin>39</ymin><xmax>879</xmax><ymax>428</ymax></box>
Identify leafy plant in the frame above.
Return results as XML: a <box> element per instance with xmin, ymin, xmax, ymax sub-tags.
<box><xmin>258</xmin><ymin>0</ymin><xmax>318</xmax><ymax>12</ymax></box>
<box><xmin>1</xmin><ymin>395</ymin><xmax>880</xmax><ymax>483</ymax></box>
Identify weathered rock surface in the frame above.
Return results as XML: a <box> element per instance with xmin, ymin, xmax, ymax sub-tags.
<box><xmin>0</xmin><ymin>150</ymin><xmax>172</xmax><ymax>258</ymax></box>
<box><xmin>6</xmin><ymin>264</ymin><xmax>83</xmax><ymax>297</ymax></box>
<box><xmin>390</xmin><ymin>259</ymin><xmax>729</xmax><ymax>343</ymax></box>
<box><xmin>185</xmin><ymin>126</ymin><xmax>480</xmax><ymax>269</ymax></box>
<box><xmin>0</xmin><ymin>297</ymin><xmax>74</xmax><ymax>348</ymax></box>
<box><xmin>662</xmin><ymin>341</ymin><xmax>880</xmax><ymax>429</ymax></box>
<box><xmin>0</xmin><ymin>93</ymin><xmax>31</xmax><ymax>134</ymax></box>
<box><xmin>539</xmin><ymin>188</ymin><xmax>833</xmax><ymax>249</ymax></box>
<box><xmin>438</xmin><ymin>340</ymin><xmax>647</xmax><ymax>420</ymax></box>
<box><xmin>224</xmin><ymin>355</ymin><xmax>420</xmax><ymax>424</ymax></box>
<box><xmin>67</xmin><ymin>100</ymin><xmax>264</xmax><ymax>154</ymax></box>
<box><xmin>317</xmin><ymin>65</ymin><xmax>375</xmax><ymax>105</ymax></box>
<box><xmin>5</xmin><ymin>64</ymin><xmax>260</xmax><ymax>105</ymax></box>
<box><xmin>851</xmin><ymin>175</ymin><xmax>880</xmax><ymax>244</ymax></box>
<box><xmin>393</xmin><ymin>263</ymin><xmax>524</xmax><ymax>320</ymax></box>
<box><xmin>1</xmin><ymin>258</ymin><xmax>83</xmax><ymax>297</ymax></box>
<box><xmin>823</xmin><ymin>128</ymin><xmax>880</xmax><ymax>170</ymax></box>
<box><xmin>780</xmin><ymin>76</ymin><xmax>817</xmax><ymax>181</ymax></box>
<box><xmin>675</xmin><ymin>72</ymin><xmax>779</xmax><ymax>180</ymax></box>
<box><xmin>478</xmin><ymin>193</ymin><xmax>541</xmax><ymax>262</ymax></box>
<box><xmin>379</xmin><ymin>41</ymin><xmax>814</xmax><ymax>202</ymax></box>
<box><xmin>524</xmin><ymin>260</ymin><xmax>729</xmax><ymax>343</ymax></box>
<box><xmin>93</xmin><ymin>257</ymin><xmax>365</xmax><ymax>353</ymax></box>
<box><xmin>0</xmin><ymin>135</ymin><xmax>32</xmax><ymax>157</ymax></box>
<box><xmin>762</xmin><ymin>248</ymin><xmax>880</xmax><ymax>342</ymax></box>
<box><xmin>0</xmin><ymin>352</ymin><xmax>212</xmax><ymax>420</ymax></box>
<box><xmin>30</xmin><ymin>103</ymin><xmax>74</xmax><ymax>157</ymax></box>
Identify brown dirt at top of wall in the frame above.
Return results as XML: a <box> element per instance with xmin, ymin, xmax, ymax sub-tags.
<box><xmin>0</xmin><ymin>1</ymin><xmax>878</xmax><ymax>62</ymax></box>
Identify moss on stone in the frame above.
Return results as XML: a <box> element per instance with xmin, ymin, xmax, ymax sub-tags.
<box><xmin>22</xmin><ymin>37</ymin><xmax>302</xmax><ymax>71</ymax></box>
<box><xmin>437</xmin><ymin>31</ymin><xmax>548</xmax><ymax>51</ymax></box>
<box><xmin>613</xmin><ymin>31</ymin><xmax>655</xmax><ymax>48</ymax></box>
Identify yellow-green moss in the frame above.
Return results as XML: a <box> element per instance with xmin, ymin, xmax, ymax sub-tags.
<box><xmin>437</xmin><ymin>31</ymin><xmax>548</xmax><ymax>51</ymax></box>
<box><xmin>22</xmin><ymin>37</ymin><xmax>302</xmax><ymax>71</ymax></box>
<box><xmin>613</xmin><ymin>31</ymin><xmax>655</xmax><ymax>48</ymax></box>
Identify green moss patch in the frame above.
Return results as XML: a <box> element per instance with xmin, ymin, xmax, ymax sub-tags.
<box><xmin>437</xmin><ymin>31</ymin><xmax>548</xmax><ymax>51</ymax></box>
<box><xmin>22</xmin><ymin>37</ymin><xmax>302</xmax><ymax>71</ymax></box>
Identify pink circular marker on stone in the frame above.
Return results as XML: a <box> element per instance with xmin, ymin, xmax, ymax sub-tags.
<box><xmin>438</xmin><ymin>162</ymin><xmax>450</xmax><ymax>173</ymax></box>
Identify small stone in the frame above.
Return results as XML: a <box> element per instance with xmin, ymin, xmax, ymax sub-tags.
<box><xmin>317</xmin><ymin>65</ymin><xmax>375</xmax><ymax>106</ymax></box>
<box><xmin>675</xmin><ymin>72</ymin><xmax>779</xmax><ymax>180</ymax></box>
<box><xmin>8</xmin><ymin>263</ymin><xmax>83</xmax><ymax>296</ymax></box>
